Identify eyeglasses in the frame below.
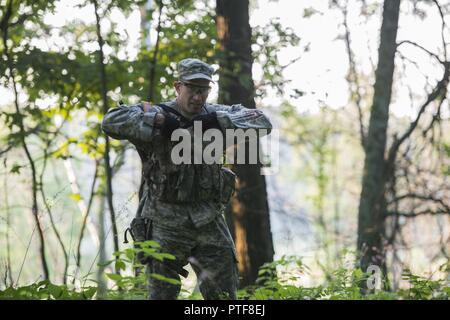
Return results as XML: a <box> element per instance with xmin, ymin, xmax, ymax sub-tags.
<box><xmin>180</xmin><ymin>81</ymin><xmax>211</xmax><ymax>95</ymax></box>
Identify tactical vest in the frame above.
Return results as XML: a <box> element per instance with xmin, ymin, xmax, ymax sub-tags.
<box><xmin>142</xmin><ymin>104</ymin><xmax>236</xmax><ymax>204</ymax></box>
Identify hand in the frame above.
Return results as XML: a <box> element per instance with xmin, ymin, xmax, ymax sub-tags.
<box><xmin>190</xmin><ymin>112</ymin><xmax>220</xmax><ymax>131</ymax></box>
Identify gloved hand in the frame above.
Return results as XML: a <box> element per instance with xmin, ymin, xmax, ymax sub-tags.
<box><xmin>161</xmin><ymin>113</ymin><xmax>181</xmax><ymax>138</ymax></box>
<box><xmin>190</xmin><ymin>112</ymin><xmax>220</xmax><ymax>132</ymax></box>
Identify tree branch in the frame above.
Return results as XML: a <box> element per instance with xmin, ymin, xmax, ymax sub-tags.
<box><xmin>432</xmin><ymin>0</ymin><xmax>447</xmax><ymax>60</ymax></box>
<box><xmin>386</xmin><ymin>209</ymin><xmax>449</xmax><ymax>218</ymax></box>
<box><xmin>386</xmin><ymin>61</ymin><xmax>450</xmax><ymax>168</ymax></box>
<box><xmin>388</xmin><ymin>193</ymin><xmax>450</xmax><ymax>212</ymax></box>
<box><xmin>341</xmin><ymin>0</ymin><xmax>366</xmax><ymax>149</ymax></box>
<box><xmin>397</xmin><ymin>40</ymin><xmax>444</xmax><ymax>64</ymax></box>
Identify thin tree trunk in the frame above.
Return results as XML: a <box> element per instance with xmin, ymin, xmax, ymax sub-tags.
<box><xmin>75</xmin><ymin>159</ymin><xmax>100</xmax><ymax>273</ymax></box>
<box><xmin>357</xmin><ymin>0</ymin><xmax>401</xmax><ymax>284</ymax></box>
<box><xmin>340</xmin><ymin>0</ymin><xmax>366</xmax><ymax>149</ymax></box>
<box><xmin>93</xmin><ymin>0</ymin><xmax>120</xmax><ymax>274</ymax></box>
<box><xmin>330</xmin><ymin>112</ymin><xmax>342</xmax><ymax>263</ymax></box>
<box><xmin>148</xmin><ymin>0</ymin><xmax>163</xmax><ymax>102</ymax></box>
<box><xmin>63</xmin><ymin>159</ymin><xmax>100</xmax><ymax>248</ymax></box>
<box><xmin>313</xmin><ymin>113</ymin><xmax>332</xmax><ymax>276</ymax></box>
<box><xmin>3</xmin><ymin>158</ymin><xmax>14</xmax><ymax>286</ymax></box>
<box><xmin>39</xmin><ymin>147</ymin><xmax>69</xmax><ymax>284</ymax></box>
<box><xmin>216</xmin><ymin>0</ymin><xmax>274</xmax><ymax>286</ymax></box>
<box><xmin>96</xmin><ymin>184</ymin><xmax>107</xmax><ymax>298</ymax></box>
<box><xmin>1</xmin><ymin>0</ymin><xmax>49</xmax><ymax>280</ymax></box>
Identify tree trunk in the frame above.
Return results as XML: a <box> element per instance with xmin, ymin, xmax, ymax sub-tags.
<box><xmin>216</xmin><ymin>0</ymin><xmax>274</xmax><ymax>287</ymax></box>
<box><xmin>93</xmin><ymin>0</ymin><xmax>120</xmax><ymax>274</ymax></box>
<box><xmin>39</xmin><ymin>149</ymin><xmax>69</xmax><ymax>284</ymax></box>
<box><xmin>357</xmin><ymin>0</ymin><xmax>401</xmax><ymax>282</ymax></box>
<box><xmin>75</xmin><ymin>159</ymin><xmax>100</xmax><ymax>274</ymax></box>
<box><xmin>148</xmin><ymin>0</ymin><xmax>163</xmax><ymax>102</ymax></box>
<box><xmin>3</xmin><ymin>158</ymin><xmax>14</xmax><ymax>286</ymax></box>
<box><xmin>96</xmin><ymin>185</ymin><xmax>108</xmax><ymax>298</ymax></box>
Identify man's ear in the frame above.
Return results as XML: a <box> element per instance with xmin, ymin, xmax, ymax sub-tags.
<box><xmin>174</xmin><ymin>81</ymin><xmax>181</xmax><ymax>94</ymax></box>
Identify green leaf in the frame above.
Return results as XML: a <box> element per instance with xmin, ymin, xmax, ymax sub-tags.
<box><xmin>151</xmin><ymin>252</ymin><xmax>176</xmax><ymax>262</ymax></box>
<box><xmin>115</xmin><ymin>260</ymin><xmax>126</xmax><ymax>271</ymax></box>
<box><xmin>149</xmin><ymin>273</ymin><xmax>181</xmax><ymax>285</ymax></box>
<box><xmin>10</xmin><ymin>163</ymin><xmax>22</xmax><ymax>174</ymax></box>
<box><xmin>352</xmin><ymin>268</ymin><xmax>365</xmax><ymax>280</ymax></box>
<box><xmin>105</xmin><ymin>273</ymin><xmax>122</xmax><ymax>281</ymax></box>
<box><xmin>48</xmin><ymin>284</ymin><xmax>62</xmax><ymax>299</ymax></box>
<box><xmin>82</xmin><ymin>287</ymin><xmax>97</xmax><ymax>299</ymax></box>
<box><xmin>140</xmin><ymin>240</ymin><xmax>161</xmax><ymax>248</ymax></box>
<box><xmin>124</xmin><ymin>248</ymin><xmax>135</xmax><ymax>261</ymax></box>
<box><xmin>97</xmin><ymin>259</ymin><xmax>115</xmax><ymax>267</ymax></box>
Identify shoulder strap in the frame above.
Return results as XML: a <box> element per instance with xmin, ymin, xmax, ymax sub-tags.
<box><xmin>155</xmin><ymin>103</ymin><xmax>190</xmax><ymax>122</ymax></box>
<box><xmin>136</xmin><ymin>148</ymin><xmax>149</xmax><ymax>205</ymax></box>
<box><xmin>203</xmin><ymin>104</ymin><xmax>215</xmax><ymax>114</ymax></box>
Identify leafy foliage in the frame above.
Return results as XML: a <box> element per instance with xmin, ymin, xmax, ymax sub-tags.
<box><xmin>0</xmin><ymin>254</ymin><xmax>448</xmax><ymax>300</ymax></box>
<box><xmin>236</xmin><ymin>256</ymin><xmax>449</xmax><ymax>300</ymax></box>
<box><xmin>0</xmin><ymin>281</ymin><xmax>97</xmax><ymax>300</ymax></box>
<box><xmin>0</xmin><ymin>240</ymin><xmax>180</xmax><ymax>300</ymax></box>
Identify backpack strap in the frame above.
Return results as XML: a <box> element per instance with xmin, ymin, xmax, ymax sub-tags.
<box><xmin>155</xmin><ymin>103</ymin><xmax>190</xmax><ymax>122</ymax></box>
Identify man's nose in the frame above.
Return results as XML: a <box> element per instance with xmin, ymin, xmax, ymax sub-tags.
<box><xmin>192</xmin><ymin>93</ymin><xmax>203</xmax><ymax>101</ymax></box>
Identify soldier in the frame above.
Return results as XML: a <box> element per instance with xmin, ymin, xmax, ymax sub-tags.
<box><xmin>101</xmin><ymin>58</ymin><xmax>272</xmax><ymax>300</ymax></box>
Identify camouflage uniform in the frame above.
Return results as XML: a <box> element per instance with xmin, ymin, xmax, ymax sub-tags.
<box><xmin>101</xmin><ymin>59</ymin><xmax>272</xmax><ymax>300</ymax></box>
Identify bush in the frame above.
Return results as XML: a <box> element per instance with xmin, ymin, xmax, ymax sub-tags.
<box><xmin>1</xmin><ymin>253</ymin><xmax>448</xmax><ymax>300</ymax></box>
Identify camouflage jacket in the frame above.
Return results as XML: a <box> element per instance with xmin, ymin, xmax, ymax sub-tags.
<box><xmin>101</xmin><ymin>100</ymin><xmax>272</xmax><ymax>228</ymax></box>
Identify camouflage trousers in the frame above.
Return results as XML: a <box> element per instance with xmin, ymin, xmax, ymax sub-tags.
<box><xmin>146</xmin><ymin>215</ymin><xmax>239</xmax><ymax>300</ymax></box>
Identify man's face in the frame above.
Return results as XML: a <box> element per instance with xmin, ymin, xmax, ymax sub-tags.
<box><xmin>175</xmin><ymin>78</ymin><xmax>211</xmax><ymax>117</ymax></box>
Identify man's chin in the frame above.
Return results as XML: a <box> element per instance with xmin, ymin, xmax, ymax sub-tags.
<box><xmin>190</xmin><ymin>105</ymin><xmax>203</xmax><ymax>113</ymax></box>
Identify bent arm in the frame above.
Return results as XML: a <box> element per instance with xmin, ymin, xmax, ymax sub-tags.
<box><xmin>101</xmin><ymin>103</ymin><xmax>158</xmax><ymax>143</ymax></box>
<box><xmin>212</xmin><ymin>103</ymin><xmax>272</xmax><ymax>135</ymax></box>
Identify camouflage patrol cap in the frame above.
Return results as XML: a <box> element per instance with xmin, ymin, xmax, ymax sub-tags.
<box><xmin>177</xmin><ymin>58</ymin><xmax>214</xmax><ymax>82</ymax></box>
